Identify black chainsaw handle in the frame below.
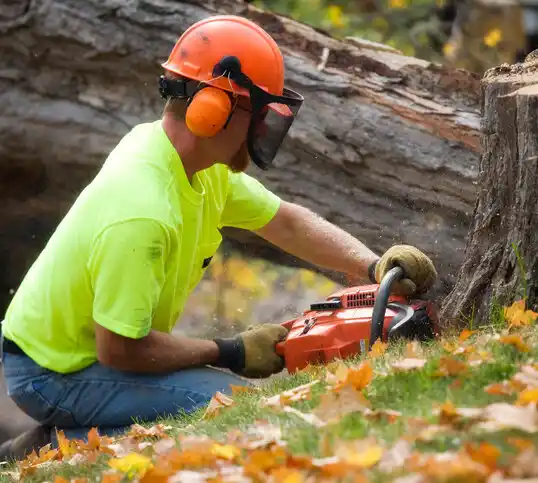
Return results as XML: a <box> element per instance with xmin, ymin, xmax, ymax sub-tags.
<box><xmin>369</xmin><ymin>266</ymin><xmax>406</xmax><ymax>350</ymax></box>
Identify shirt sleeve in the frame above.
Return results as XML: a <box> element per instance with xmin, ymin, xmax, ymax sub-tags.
<box><xmin>87</xmin><ymin>219</ymin><xmax>171</xmax><ymax>339</ymax></box>
<box><xmin>219</xmin><ymin>171</ymin><xmax>282</xmax><ymax>230</ymax></box>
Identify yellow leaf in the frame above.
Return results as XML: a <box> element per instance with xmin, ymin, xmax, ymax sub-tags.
<box><xmin>109</xmin><ymin>453</ymin><xmax>153</xmax><ymax>478</ymax></box>
<box><xmin>443</xmin><ymin>42</ymin><xmax>455</xmax><ymax>56</ymax></box>
<box><xmin>389</xmin><ymin>0</ymin><xmax>407</xmax><ymax>8</ymax></box>
<box><xmin>484</xmin><ymin>28</ymin><xmax>502</xmax><ymax>47</ymax></box>
<box><xmin>368</xmin><ymin>339</ymin><xmax>388</xmax><ymax>358</ymax></box>
<box><xmin>326</xmin><ymin>5</ymin><xmax>346</xmax><ymax>28</ymax></box>
<box><xmin>346</xmin><ymin>361</ymin><xmax>373</xmax><ymax>391</ymax></box>
<box><xmin>517</xmin><ymin>388</ymin><xmax>538</xmax><ymax>406</ymax></box>
<box><xmin>211</xmin><ymin>443</ymin><xmax>240</xmax><ymax>460</ymax></box>
<box><xmin>346</xmin><ymin>445</ymin><xmax>384</xmax><ymax>468</ymax></box>
<box><xmin>504</xmin><ymin>299</ymin><xmax>538</xmax><ymax>329</ymax></box>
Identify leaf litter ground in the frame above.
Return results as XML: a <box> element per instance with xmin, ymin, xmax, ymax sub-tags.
<box><xmin>1</xmin><ymin>300</ymin><xmax>538</xmax><ymax>482</ymax></box>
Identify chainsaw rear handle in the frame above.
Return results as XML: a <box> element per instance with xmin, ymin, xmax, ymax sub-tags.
<box><xmin>369</xmin><ymin>265</ymin><xmax>405</xmax><ymax>350</ymax></box>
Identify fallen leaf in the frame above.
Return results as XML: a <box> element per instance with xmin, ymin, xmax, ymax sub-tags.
<box><xmin>464</xmin><ymin>441</ymin><xmax>500</xmax><ymax>473</ymax></box>
<box><xmin>334</xmin><ymin>438</ymin><xmax>384</xmax><ymax>469</ymax></box>
<box><xmin>283</xmin><ymin>406</ymin><xmax>327</xmax><ymax>428</ymax></box>
<box><xmin>101</xmin><ymin>474</ymin><xmax>123</xmax><ymax>483</ymax></box>
<box><xmin>127</xmin><ymin>423</ymin><xmax>172</xmax><ymax>440</ymax></box>
<box><xmin>369</xmin><ymin>339</ymin><xmax>388</xmax><ymax>358</ymax></box>
<box><xmin>504</xmin><ymin>299</ymin><xmax>538</xmax><ymax>329</ymax></box>
<box><xmin>500</xmin><ymin>335</ymin><xmax>530</xmax><ymax>352</ymax></box>
<box><xmin>481</xmin><ymin>402</ymin><xmax>538</xmax><ymax>433</ymax></box>
<box><xmin>203</xmin><ymin>391</ymin><xmax>235</xmax><ymax>419</ymax></box>
<box><xmin>260</xmin><ymin>380</ymin><xmax>320</xmax><ymax>409</ymax></box>
<box><xmin>392</xmin><ymin>358</ymin><xmax>427</xmax><ymax>372</ymax></box>
<box><xmin>269</xmin><ymin>467</ymin><xmax>307</xmax><ymax>483</ymax></box>
<box><xmin>507</xmin><ymin>447</ymin><xmax>538</xmax><ymax>478</ymax></box>
<box><xmin>436</xmin><ymin>401</ymin><xmax>484</xmax><ymax>427</ymax></box>
<box><xmin>108</xmin><ymin>453</ymin><xmax>154</xmax><ymax>478</ymax></box>
<box><xmin>406</xmin><ymin>451</ymin><xmax>490</xmax><ymax>482</ymax></box>
<box><xmin>230</xmin><ymin>384</ymin><xmax>260</xmax><ymax>395</ymax></box>
<box><xmin>378</xmin><ymin>439</ymin><xmax>412</xmax><ymax>473</ymax></box>
<box><xmin>313</xmin><ymin>383</ymin><xmax>371</xmax><ymax>424</ymax></box>
<box><xmin>434</xmin><ymin>356</ymin><xmax>469</xmax><ymax>377</ymax></box>
<box><xmin>345</xmin><ymin>361</ymin><xmax>373</xmax><ymax>391</ymax></box>
<box><xmin>485</xmin><ymin>381</ymin><xmax>514</xmax><ymax>396</ymax></box>
<box><xmin>459</xmin><ymin>329</ymin><xmax>478</xmax><ymax>342</ymax></box>
<box><xmin>405</xmin><ymin>341</ymin><xmax>425</xmax><ymax>358</ymax></box>
<box><xmin>517</xmin><ymin>388</ymin><xmax>538</xmax><ymax>406</ymax></box>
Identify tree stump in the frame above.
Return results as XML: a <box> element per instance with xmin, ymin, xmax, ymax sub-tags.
<box><xmin>440</xmin><ymin>54</ymin><xmax>538</xmax><ymax>327</ymax></box>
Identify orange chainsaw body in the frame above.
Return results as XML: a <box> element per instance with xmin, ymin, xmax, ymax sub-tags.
<box><xmin>275</xmin><ymin>283</ymin><xmax>439</xmax><ymax>373</ymax></box>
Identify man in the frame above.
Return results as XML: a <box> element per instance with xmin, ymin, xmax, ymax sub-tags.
<box><xmin>0</xmin><ymin>15</ymin><xmax>437</xmax><ymax>459</ymax></box>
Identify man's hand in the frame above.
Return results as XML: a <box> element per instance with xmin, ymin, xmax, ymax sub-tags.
<box><xmin>374</xmin><ymin>245</ymin><xmax>437</xmax><ymax>295</ymax></box>
<box><xmin>213</xmin><ymin>324</ymin><xmax>289</xmax><ymax>378</ymax></box>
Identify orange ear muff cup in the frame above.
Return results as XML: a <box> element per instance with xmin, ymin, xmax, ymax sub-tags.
<box><xmin>185</xmin><ymin>87</ymin><xmax>232</xmax><ymax>137</ymax></box>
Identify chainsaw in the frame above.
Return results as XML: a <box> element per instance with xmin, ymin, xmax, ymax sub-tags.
<box><xmin>275</xmin><ymin>267</ymin><xmax>440</xmax><ymax>373</ymax></box>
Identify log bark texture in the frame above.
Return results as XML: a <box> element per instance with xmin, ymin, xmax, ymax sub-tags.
<box><xmin>440</xmin><ymin>56</ymin><xmax>538</xmax><ymax>326</ymax></box>
<box><xmin>0</xmin><ymin>0</ymin><xmax>483</xmax><ymax>318</ymax></box>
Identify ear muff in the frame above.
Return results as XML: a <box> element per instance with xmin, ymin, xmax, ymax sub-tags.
<box><xmin>185</xmin><ymin>87</ymin><xmax>233</xmax><ymax>137</ymax></box>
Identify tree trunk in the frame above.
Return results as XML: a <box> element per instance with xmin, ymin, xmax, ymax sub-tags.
<box><xmin>440</xmin><ymin>54</ymin><xmax>538</xmax><ymax>327</ymax></box>
<box><xmin>0</xmin><ymin>0</ymin><xmax>483</xmax><ymax>317</ymax></box>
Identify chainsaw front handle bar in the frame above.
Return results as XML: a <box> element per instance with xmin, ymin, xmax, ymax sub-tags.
<box><xmin>369</xmin><ymin>265</ymin><xmax>405</xmax><ymax>350</ymax></box>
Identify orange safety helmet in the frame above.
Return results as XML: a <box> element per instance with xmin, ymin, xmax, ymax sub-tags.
<box><xmin>159</xmin><ymin>15</ymin><xmax>304</xmax><ymax>170</ymax></box>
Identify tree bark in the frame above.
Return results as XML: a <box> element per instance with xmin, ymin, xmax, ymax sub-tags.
<box><xmin>440</xmin><ymin>55</ymin><xmax>538</xmax><ymax>327</ymax></box>
<box><xmin>0</xmin><ymin>0</ymin><xmax>483</xmax><ymax>316</ymax></box>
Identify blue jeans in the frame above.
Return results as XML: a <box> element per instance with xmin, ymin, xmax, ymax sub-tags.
<box><xmin>1</xmin><ymin>344</ymin><xmax>249</xmax><ymax>447</ymax></box>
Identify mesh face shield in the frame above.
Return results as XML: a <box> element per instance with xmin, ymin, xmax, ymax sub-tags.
<box><xmin>159</xmin><ymin>55</ymin><xmax>304</xmax><ymax>170</ymax></box>
<box><xmin>213</xmin><ymin>56</ymin><xmax>304</xmax><ymax>170</ymax></box>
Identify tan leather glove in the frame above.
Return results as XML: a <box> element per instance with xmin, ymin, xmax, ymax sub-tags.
<box><xmin>213</xmin><ymin>324</ymin><xmax>289</xmax><ymax>379</ymax></box>
<box><xmin>373</xmin><ymin>245</ymin><xmax>437</xmax><ymax>295</ymax></box>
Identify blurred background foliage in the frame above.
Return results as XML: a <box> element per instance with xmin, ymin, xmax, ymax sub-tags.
<box><xmin>254</xmin><ymin>0</ymin><xmax>449</xmax><ymax>60</ymax></box>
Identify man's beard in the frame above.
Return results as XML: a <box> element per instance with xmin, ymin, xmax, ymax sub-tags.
<box><xmin>228</xmin><ymin>142</ymin><xmax>250</xmax><ymax>173</ymax></box>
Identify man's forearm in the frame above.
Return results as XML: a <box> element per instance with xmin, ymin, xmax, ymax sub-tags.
<box><xmin>96</xmin><ymin>327</ymin><xmax>221</xmax><ymax>374</ymax></box>
<box><xmin>256</xmin><ymin>202</ymin><xmax>380</xmax><ymax>283</ymax></box>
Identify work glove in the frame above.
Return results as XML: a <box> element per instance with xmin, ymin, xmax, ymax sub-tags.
<box><xmin>213</xmin><ymin>324</ymin><xmax>289</xmax><ymax>379</ymax></box>
<box><xmin>372</xmin><ymin>244</ymin><xmax>437</xmax><ymax>296</ymax></box>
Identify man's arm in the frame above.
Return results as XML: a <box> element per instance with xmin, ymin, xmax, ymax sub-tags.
<box><xmin>95</xmin><ymin>325</ymin><xmax>220</xmax><ymax>373</ymax></box>
<box><xmin>254</xmin><ymin>201</ymin><xmax>380</xmax><ymax>283</ymax></box>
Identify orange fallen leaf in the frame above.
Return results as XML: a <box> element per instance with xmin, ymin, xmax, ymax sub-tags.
<box><xmin>127</xmin><ymin>423</ymin><xmax>172</xmax><ymax>440</ymax></box>
<box><xmin>101</xmin><ymin>475</ymin><xmax>122</xmax><ymax>483</ymax></box>
<box><xmin>434</xmin><ymin>356</ymin><xmax>469</xmax><ymax>377</ymax></box>
<box><xmin>464</xmin><ymin>441</ymin><xmax>500</xmax><ymax>473</ymax></box>
<box><xmin>346</xmin><ymin>361</ymin><xmax>373</xmax><ymax>391</ymax></box>
<box><xmin>485</xmin><ymin>381</ymin><xmax>514</xmax><ymax>396</ymax></box>
<box><xmin>230</xmin><ymin>384</ymin><xmax>260</xmax><ymax>395</ymax></box>
<box><xmin>499</xmin><ymin>334</ymin><xmax>530</xmax><ymax>352</ymax></box>
<box><xmin>203</xmin><ymin>391</ymin><xmax>235</xmax><ymax>419</ymax></box>
<box><xmin>269</xmin><ymin>467</ymin><xmax>307</xmax><ymax>483</ymax></box>
<box><xmin>459</xmin><ymin>329</ymin><xmax>478</xmax><ymax>342</ymax></box>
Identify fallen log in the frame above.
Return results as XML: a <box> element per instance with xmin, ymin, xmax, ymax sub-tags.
<box><xmin>440</xmin><ymin>54</ymin><xmax>538</xmax><ymax>327</ymax></box>
<box><xmin>0</xmin><ymin>0</ymin><xmax>482</xmax><ymax>318</ymax></box>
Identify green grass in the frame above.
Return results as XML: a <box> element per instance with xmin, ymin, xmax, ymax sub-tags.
<box><xmin>3</xmin><ymin>320</ymin><xmax>538</xmax><ymax>482</ymax></box>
